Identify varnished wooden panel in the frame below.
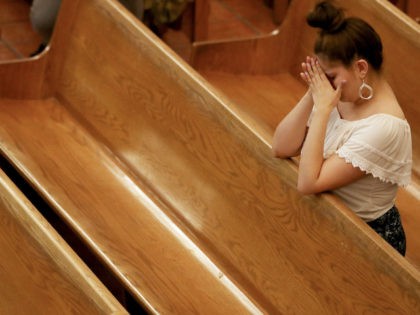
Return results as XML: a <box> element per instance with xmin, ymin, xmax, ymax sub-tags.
<box><xmin>45</xmin><ymin>0</ymin><xmax>419</xmax><ymax>313</ymax></box>
<box><xmin>0</xmin><ymin>0</ymin><xmax>418</xmax><ymax>313</ymax></box>
<box><xmin>0</xmin><ymin>98</ymin><xmax>259</xmax><ymax>315</ymax></box>
<box><xmin>0</xmin><ymin>168</ymin><xmax>127</xmax><ymax>315</ymax></box>
<box><xmin>191</xmin><ymin>0</ymin><xmax>420</xmax><ymax>269</ymax></box>
<box><xmin>396</xmin><ymin>188</ymin><xmax>420</xmax><ymax>269</ymax></box>
<box><xmin>407</xmin><ymin>0</ymin><xmax>420</xmax><ymax>21</ymax></box>
<box><xmin>273</xmin><ymin>0</ymin><xmax>289</xmax><ymax>24</ymax></box>
<box><xmin>202</xmin><ymin>72</ymin><xmax>306</xmax><ymax>132</ymax></box>
<box><xmin>193</xmin><ymin>0</ymin><xmax>210</xmax><ymax>40</ymax></box>
<box><xmin>0</xmin><ymin>1</ymin><xmax>28</xmax><ymax>24</ymax></box>
<box><xmin>191</xmin><ymin>0</ymin><xmax>315</xmax><ymax>74</ymax></box>
<box><xmin>0</xmin><ymin>56</ymin><xmax>49</xmax><ymax>98</ymax></box>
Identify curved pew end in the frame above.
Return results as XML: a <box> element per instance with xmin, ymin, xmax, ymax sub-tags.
<box><xmin>0</xmin><ymin>0</ymin><xmax>419</xmax><ymax>313</ymax></box>
<box><xmin>0</xmin><ymin>168</ymin><xmax>127</xmax><ymax>315</ymax></box>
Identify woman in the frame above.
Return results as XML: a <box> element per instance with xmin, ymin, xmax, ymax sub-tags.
<box><xmin>272</xmin><ymin>0</ymin><xmax>412</xmax><ymax>255</ymax></box>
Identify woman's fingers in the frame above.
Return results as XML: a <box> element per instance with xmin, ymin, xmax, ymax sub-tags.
<box><xmin>304</xmin><ymin>57</ymin><xmax>322</xmax><ymax>86</ymax></box>
<box><xmin>306</xmin><ymin>60</ymin><xmax>315</xmax><ymax>79</ymax></box>
<box><xmin>309</xmin><ymin>58</ymin><xmax>326</xmax><ymax>84</ymax></box>
<box><xmin>313</xmin><ymin>59</ymin><xmax>327</xmax><ymax>82</ymax></box>
<box><xmin>300</xmin><ymin>62</ymin><xmax>309</xmax><ymax>84</ymax></box>
<box><xmin>300</xmin><ymin>56</ymin><xmax>327</xmax><ymax>88</ymax></box>
<box><xmin>300</xmin><ymin>71</ymin><xmax>308</xmax><ymax>84</ymax></box>
<box><xmin>300</xmin><ymin>60</ymin><xmax>314</xmax><ymax>86</ymax></box>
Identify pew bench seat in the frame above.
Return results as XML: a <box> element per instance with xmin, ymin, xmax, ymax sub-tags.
<box><xmin>201</xmin><ymin>71</ymin><xmax>306</xmax><ymax>134</ymax></box>
<box><xmin>202</xmin><ymin>69</ymin><xmax>420</xmax><ymax>270</ymax></box>
<box><xmin>192</xmin><ymin>0</ymin><xmax>420</xmax><ymax>270</ymax></box>
<box><xmin>0</xmin><ymin>98</ymin><xmax>258</xmax><ymax>315</ymax></box>
<box><xmin>0</xmin><ymin>168</ymin><xmax>126</xmax><ymax>315</ymax></box>
<box><xmin>0</xmin><ymin>0</ymin><xmax>419</xmax><ymax>313</ymax></box>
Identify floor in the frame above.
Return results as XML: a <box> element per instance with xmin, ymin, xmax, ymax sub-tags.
<box><xmin>0</xmin><ymin>0</ymin><xmax>277</xmax><ymax>62</ymax></box>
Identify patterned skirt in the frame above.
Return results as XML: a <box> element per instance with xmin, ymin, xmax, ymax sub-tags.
<box><xmin>367</xmin><ymin>206</ymin><xmax>406</xmax><ymax>256</ymax></box>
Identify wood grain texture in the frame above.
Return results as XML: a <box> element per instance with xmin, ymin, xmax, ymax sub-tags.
<box><xmin>202</xmin><ymin>71</ymin><xmax>306</xmax><ymax>132</ymax></box>
<box><xmin>191</xmin><ymin>0</ymin><xmax>420</xmax><ymax>269</ymax></box>
<box><xmin>50</xmin><ymin>0</ymin><xmax>419</xmax><ymax>312</ymax></box>
<box><xmin>191</xmin><ymin>0</ymin><xmax>315</xmax><ymax>74</ymax></box>
<box><xmin>0</xmin><ymin>168</ymin><xmax>127</xmax><ymax>315</ymax></box>
<box><xmin>273</xmin><ymin>0</ymin><xmax>290</xmax><ymax>24</ymax></box>
<box><xmin>396</xmin><ymin>187</ymin><xmax>420</xmax><ymax>269</ymax></box>
<box><xmin>405</xmin><ymin>0</ymin><xmax>420</xmax><ymax>21</ymax></box>
<box><xmin>0</xmin><ymin>54</ymin><xmax>50</xmax><ymax>98</ymax></box>
<box><xmin>0</xmin><ymin>0</ymin><xmax>418</xmax><ymax>313</ymax></box>
<box><xmin>193</xmin><ymin>0</ymin><xmax>210</xmax><ymax>41</ymax></box>
<box><xmin>0</xmin><ymin>98</ymin><xmax>258</xmax><ymax>315</ymax></box>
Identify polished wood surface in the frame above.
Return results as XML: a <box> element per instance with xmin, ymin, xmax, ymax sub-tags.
<box><xmin>397</xmin><ymin>187</ymin><xmax>420</xmax><ymax>269</ymax></box>
<box><xmin>192</xmin><ymin>0</ymin><xmax>420</xmax><ymax>269</ymax></box>
<box><xmin>191</xmin><ymin>0</ymin><xmax>313</xmax><ymax>74</ymax></box>
<box><xmin>0</xmin><ymin>168</ymin><xmax>127</xmax><ymax>315</ymax></box>
<box><xmin>201</xmin><ymin>71</ymin><xmax>306</xmax><ymax>133</ymax></box>
<box><xmin>0</xmin><ymin>0</ymin><xmax>419</xmax><ymax>313</ymax></box>
<box><xmin>0</xmin><ymin>0</ymin><xmax>42</xmax><ymax>59</ymax></box>
<box><xmin>0</xmin><ymin>98</ymin><xmax>257</xmax><ymax>314</ymax></box>
<box><xmin>193</xmin><ymin>0</ymin><xmax>210</xmax><ymax>40</ymax></box>
<box><xmin>407</xmin><ymin>0</ymin><xmax>420</xmax><ymax>22</ymax></box>
<box><xmin>273</xmin><ymin>0</ymin><xmax>290</xmax><ymax>24</ymax></box>
<box><xmin>0</xmin><ymin>56</ymin><xmax>49</xmax><ymax>98</ymax></box>
<box><xmin>392</xmin><ymin>0</ymin><xmax>420</xmax><ymax>21</ymax></box>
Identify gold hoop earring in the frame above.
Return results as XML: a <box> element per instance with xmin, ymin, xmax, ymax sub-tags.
<box><xmin>359</xmin><ymin>79</ymin><xmax>373</xmax><ymax>100</ymax></box>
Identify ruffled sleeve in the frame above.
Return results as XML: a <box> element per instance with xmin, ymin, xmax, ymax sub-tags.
<box><xmin>336</xmin><ymin>115</ymin><xmax>412</xmax><ymax>186</ymax></box>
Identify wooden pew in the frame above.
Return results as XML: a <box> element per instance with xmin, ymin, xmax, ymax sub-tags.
<box><xmin>0</xmin><ymin>0</ymin><xmax>419</xmax><ymax>313</ymax></box>
<box><xmin>191</xmin><ymin>0</ymin><xmax>210</xmax><ymax>41</ymax></box>
<box><xmin>0</xmin><ymin>1</ymin><xmax>261</xmax><ymax>314</ymax></box>
<box><xmin>0</xmin><ymin>168</ymin><xmax>127</xmax><ymax>315</ymax></box>
<box><xmin>191</xmin><ymin>0</ymin><xmax>420</xmax><ymax>268</ymax></box>
<box><xmin>273</xmin><ymin>0</ymin><xmax>291</xmax><ymax>24</ymax></box>
<box><xmin>175</xmin><ymin>0</ymin><xmax>278</xmax><ymax>44</ymax></box>
<box><xmin>408</xmin><ymin>0</ymin><xmax>420</xmax><ymax>22</ymax></box>
<box><xmin>391</xmin><ymin>0</ymin><xmax>420</xmax><ymax>22</ymax></box>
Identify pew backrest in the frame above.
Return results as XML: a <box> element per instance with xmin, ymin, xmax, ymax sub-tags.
<box><xmin>0</xmin><ymin>168</ymin><xmax>127</xmax><ymax>315</ymax></box>
<box><xmin>0</xmin><ymin>0</ymin><xmax>419</xmax><ymax>313</ymax></box>
<box><xmin>46</xmin><ymin>0</ymin><xmax>420</xmax><ymax>313</ymax></box>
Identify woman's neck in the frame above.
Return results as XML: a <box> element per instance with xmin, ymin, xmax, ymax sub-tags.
<box><xmin>339</xmin><ymin>76</ymin><xmax>402</xmax><ymax>121</ymax></box>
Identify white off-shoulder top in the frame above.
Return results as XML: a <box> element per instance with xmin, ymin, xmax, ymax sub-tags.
<box><xmin>314</xmin><ymin>108</ymin><xmax>412</xmax><ymax>221</ymax></box>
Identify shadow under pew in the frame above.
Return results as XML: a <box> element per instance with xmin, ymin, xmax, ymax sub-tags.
<box><xmin>0</xmin><ymin>0</ymin><xmax>419</xmax><ymax>313</ymax></box>
<box><xmin>0</xmin><ymin>168</ymin><xmax>127</xmax><ymax>315</ymax></box>
<box><xmin>191</xmin><ymin>0</ymin><xmax>420</xmax><ymax>269</ymax></box>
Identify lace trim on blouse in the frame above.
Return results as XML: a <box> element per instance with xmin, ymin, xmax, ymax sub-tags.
<box><xmin>337</xmin><ymin>146</ymin><xmax>411</xmax><ymax>187</ymax></box>
<box><xmin>325</xmin><ymin>110</ymin><xmax>412</xmax><ymax>187</ymax></box>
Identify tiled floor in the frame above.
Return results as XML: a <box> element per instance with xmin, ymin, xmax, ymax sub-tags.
<box><xmin>0</xmin><ymin>0</ymin><xmax>41</xmax><ymax>60</ymax></box>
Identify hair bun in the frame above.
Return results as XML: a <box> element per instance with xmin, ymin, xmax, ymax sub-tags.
<box><xmin>306</xmin><ymin>1</ymin><xmax>345</xmax><ymax>33</ymax></box>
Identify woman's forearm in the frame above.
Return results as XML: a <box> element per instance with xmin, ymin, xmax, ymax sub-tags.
<box><xmin>297</xmin><ymin>109</ymin><xmax>330</xmax><ymax>194</ymax></box>
<box><xmin>272</xmin><ymin>90</ymin><xmax>314</xmax><ymax>157</ymax></box>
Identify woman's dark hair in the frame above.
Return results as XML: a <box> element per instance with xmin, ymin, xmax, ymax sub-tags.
<box><xmin>306</xmin><ymin>0</ymin><xmax>383</xmax><ymax>70</ymax></box>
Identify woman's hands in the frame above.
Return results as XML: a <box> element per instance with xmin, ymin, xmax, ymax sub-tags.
<box><xmin>300</xmin><ymin>56</ymin><xmax>345</xmax><ymax>114</ymax></box>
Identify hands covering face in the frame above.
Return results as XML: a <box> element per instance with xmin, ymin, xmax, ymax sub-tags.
<box><xmin>300</xmin><ymin>56</ymin><xmax>346</xmax><ymax>113</ymax></box>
